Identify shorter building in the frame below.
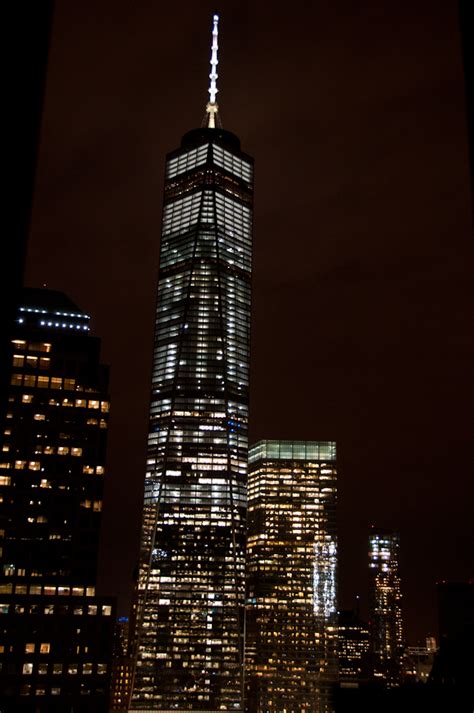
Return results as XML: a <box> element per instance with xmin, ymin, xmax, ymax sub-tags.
<box><xmin>368</xmin><ymin>528</ymin><xmax>403</xmax><ymax>686</ymax></box>
<box><xmin>429</xmin><ymin>581</ymin><xmax>474</xmax><ymax>704</ymax></box>
<box><xmin>110</xmin><ymin>616</ymin><xmax>133</xmax><ymax>711</ymax></box>
<box><xmin>338</xmin><ymin>608</ymin><xmax>369</xmax><ymax>685</ymax></box>
<box><xmin>0</xmin><ymin>589</ymin><xmax>115</xmax><ymax>710</ymax></box>
<box><xmin>0</xmin><ymin>289</ymin><xmax>116</xmax><ymax>711</ymax></box>
<box><xmin>402</xmin><ymin>641</ymin><xmax>436</xmax><ymax>683</ymax></box>
<box><xmin>246</xmin><ymin>440</ymin><xmax>337</xmax><ymax>713</ymax></box>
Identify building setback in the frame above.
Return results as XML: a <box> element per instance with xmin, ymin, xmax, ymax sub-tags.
<box><xmin>130</xmin><ymin>15</ymin><xmax>253</xmax><ymax>711</ymax></box>
<box><xmin>245</xmin><ymin>440</ymin><xmax>338</xmax><ymax>713</ymax></box>
<box><xmin>0</xmin><ymin>288</ymin><xmax>115</xmax><ymax>712</ymax></box>
<box><xmin>368</xmin><ymin>528</ymin><xmax>403</xmax><ymax>686</ymax></box>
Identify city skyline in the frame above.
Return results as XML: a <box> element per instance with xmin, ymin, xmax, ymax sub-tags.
<box><xmin>24</xmin><ymin>1</ymin><xmax>474</xmax><ymax>645</ymax></box>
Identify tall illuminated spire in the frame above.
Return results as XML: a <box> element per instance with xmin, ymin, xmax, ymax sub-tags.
<box><xmin>206</xmin><ymin>13</ymin><xmax>219</xmax><ymax>128</ymax></box>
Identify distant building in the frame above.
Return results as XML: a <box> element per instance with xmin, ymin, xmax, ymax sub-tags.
<box><xmin>337</xmin><ymin>608</ymin><xmax>369</xmax><ymax>685</ymax></box>
<box><xmin>403</xmin><ymin>641</ymin><xmax>436</xmax><ymax>683</ymax></box>
<box><xmin>110</xmin><ymin>617</ymin><xmax>133</xmax><ymax>712</ymax></box>
<box><xmin>0</xmin><ymin>288</ymin><xmax>115</xmax><ymax>711</ymax></box>
<box><xmin>246</xmin><ymin>440</ymin><xmax>338</xmax><ymax>713</ymax></box>
<box><xmin>368</xmin><ymin>529</ymin><xmax>403</xmax><ymax>686</ymax></box>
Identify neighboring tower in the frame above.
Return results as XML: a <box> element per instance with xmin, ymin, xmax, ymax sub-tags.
<box><xmin>368</xmin><ymin>528</ymin><xmax>403</xmax><ymax>686</ymax></box>
<box><xmin>131</xmin><ymin>14</ymin><xmax>253</xmax><ymax>712</ymax></box>
<box><xmin>337</xmin><ymin>608</ymin><xmax>369</xmax><ymax>686</ymax></box>
<box><xmin>246</xmin><ymin>440</ymin><xmax>338</xmax><ymax>713</ymax></box>
<box><xmin>0</xmin><ymin>288</ymin><xmax>115</xmax><ymax>712</ymax></box>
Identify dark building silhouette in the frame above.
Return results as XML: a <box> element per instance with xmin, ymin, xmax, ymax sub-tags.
<box><xmin>429</xmin><ymin>581</ymin><xmax>474</xmax><ymax>708</ymax></box>
<box><xmin>131</xmin><ymin>15</ymin><xmax>253</xmax><ymax>711</ymax></box>
<box><xmin>0</xmin><ymin>288</ymin><xmax>115</xmax><ymax>711</ymax></box>
<box><xmin>368</xmin><ymin>529</ymin><xmax>403</xmax><ymax>686</ymax></box>
<box><xmin>338</xmin><ymin>608</ymin><xmax>369</xmax><ymax>686</ymax></box>
<box><xmin>1</xmin><ymin>3</ymin><xmax>55</xmax><ymax>450</ymax></box>
<box><xmin>245</xmin><ymin>440</ymin><xmax>338</xmax><ymax>713</ymax></box>
<box><xmin>459</xmin><ymin>0</ymin><xmax>474</xmax><ymax>193</ymax></box>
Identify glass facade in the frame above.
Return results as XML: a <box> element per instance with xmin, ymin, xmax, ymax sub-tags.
<box><xmin>368</xmin><ymin>529</ymin><xmax>403</xmax><ymax>686</ymax></box>
<box><xmin>246</xmin><ymin>440</ymin><xmax>338</xmax><ymax>713</ymax></box>
<box><xmin>131</xmin><ymin>127</ymin><xmax>253</xmax><ymax>711</ymax></box>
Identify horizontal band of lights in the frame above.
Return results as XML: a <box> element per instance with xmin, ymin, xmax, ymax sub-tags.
<box><xmin>249</xmin><ymin>439</ymin><xmax>336</xmax><ymax>463</ymax></box>
<box><xmin>19</xmin><ymin>307</ymin><xmax>90</xmax><ymax>319</ymax></box>
<box><xmin>165</xmin><ymin>143</ymin><xmax>253</xmax><ymax>185</ymax></box>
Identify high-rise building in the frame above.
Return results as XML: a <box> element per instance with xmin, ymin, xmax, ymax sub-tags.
<box><xmin>245</xmin><ymin>440</ymin><xmax>338</xmax><ymax>713</ymax></box>
<box><xmin>337</xmin><ymin>608</ymin><xmax>369</xmax><ymax>686</ymax></box>
<box><xmin>368</xmin><ymin>528</ymin><xmax>403</xmax><ymax>686</ymax></box>
<box><xmin>110</xmin><ymin>617</ymin><xmax>133</xmax><ymax>712</ymax></box>
<box><xmin>0</xmin><ymin>288</ymin><xmax>115</xmax><ymax>711</ymax></box>
<box><xmin>131</xmin><ymin>15</ymin><xmax>253</xmax><ymax>712</ymax></box>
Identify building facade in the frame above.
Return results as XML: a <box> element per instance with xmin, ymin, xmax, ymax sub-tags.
<box><xmin>0</xmin><ymin>288</ymin><xmax>115</xmax><ymax>711</ymax></box>
<box><xmin>337</xmin><ymin>609</ymin><xmax>369</xmax><ymax>686</ymax></box>
<box><xmin>368</xmin><ymin>528</ymin><xmax>403</xmax><ymax>686</ymax></box>
<box><xmin>246</xmin><ymin>440</ymin><xmax>338</xmax><ymax>713</ymax></box>
<box><xmin>131</xmin><ymin>15</ymin><xmax>253</xmax><ymax>711</ymax></box>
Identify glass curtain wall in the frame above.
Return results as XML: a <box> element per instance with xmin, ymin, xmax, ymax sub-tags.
<box><xmin>132</xmin><ymin>129</ymin><xmax>253</xmax><ymax>711</ymax></box>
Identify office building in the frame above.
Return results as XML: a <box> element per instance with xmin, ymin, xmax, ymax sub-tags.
<box><xmin>368</xmin><ymin>529</ymin><xmax>403</xmax><ymax>686</ymax></box>
<box><xmin>246</xmin><ymin>440</ymin><xmax>338</xmax><ymax>713</ymax></box>
<box><xmin>337</xmin><ymin>609</ymin><xmax>369</xmax><ymax>685</ymax></box>
<box><xmin>131</xmin><ymin>14</ymin><xmax>253</xmax><ymax>711</ymax></box>
<box><xmin>0</xmin><ymin>288</ymin><xmax>115</xmax><ymax>711</ymax></box>
<box><xmin>110</xmin><ymin>617</ymin><xmax>133</xmax><ymax>712</ymax></box>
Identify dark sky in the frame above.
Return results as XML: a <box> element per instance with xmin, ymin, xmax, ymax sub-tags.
<box><xmin>26</xmin><ymin>0</ymin><xmax>474</xmax><ymax>644</ymax></box>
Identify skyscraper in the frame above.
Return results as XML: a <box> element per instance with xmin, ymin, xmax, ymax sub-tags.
<box><xmin>368</xmin><ymin>528</ymin><xmax>403</xmax><ymax>686</ymax></box>
<box><xmin>131</xmin><ymin>15</ymin><xmax>253</xmax><ymax>711</ymax></box>
<box><xmin>245</xmin><ymin>440</ymin><xmax>338</xmax><ymax>713</ymax></box>
<box><xmin>0</xmin><ymin>288</ymin><xmax>115</xmax><ymax>711</ymax></box>
<box><xmin>337</xmin><ymin>608</ymin><xmax>369</xmax><ymax>685</ymax></box>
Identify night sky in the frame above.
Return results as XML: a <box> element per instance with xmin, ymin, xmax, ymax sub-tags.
<box><xmin>25</xmin><ymin>1</ymin><xmax>474</xmax><ymax>644</ymax></box>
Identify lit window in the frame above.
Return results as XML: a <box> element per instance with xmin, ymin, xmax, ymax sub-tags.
<box><xmin>88</xmin><ymin>400</ymin><xmax>99</xmax><ymax>409</ymax></box>
<box><xmin>57</xmin><ymin>447</ymin><xmax>69</xmax><ymax>456</ymax></box>
<box><xmin>22</xmin><ymin>663</ymin><xmax>33</xmax><ymax>675</ymax></box>
<box><xmin>15</xmin><ymin>461</ymin><xmax>26</xmax><ymax>469</ymax></box>
<box><xmin>53</xmin><ymin>664</ymin><xmax>62</xmax><ymax>675</ymax></box>
<box><xmin>96</xmin><ymin>466</ymin><xmax>104</xmax><ymax>475</ymax></box>
<box><xmin>71</xmin><ymin>448</ymin><xmax>82</xmax><ymax>457</ymax></box>
<box><xmin>21</xmin><ymin>394</ymin><xmax>33</xmax><ymax>403</ymax></box>
<box><xmin>25</xmin><ymin>643</ymin><xmax>35</xmax><ymax>653</ymax></box>
<box><xmin>50</xmin><ymin>378</ymin><xmax>62</xmax><ymax>389</ymax></box>
<box><xmin>68</xmin><ymin>663</ymin><xmax>78</xmax><ymax>674</ymax></box>
<box><xmin>13</xmin><ymin>355</ymin><xmax>24</xmax><ymax>367</ymax></box>
<box><xmin>100</xmin><ymin>402</ymin><xmax>110</xmax><ymax>413</ymax></box>
<box><xmin>82</xmin><ymin>466</ymin><xmax>94</xmax><ymax>474</ymax></box>
<box><xmin>39</xmin><ymin>643</ymin><xmax>50</xmax><ymax>654</ymax></box>
<box><xmin>37</xmin><ymin>376</ymin><xmax>49</xmax><ymax>388</ymax></box>
<box><xmin>0</xmin><ymin>476</ymin><xmax>11</xmax><ymax>486</ymax></box>
<box><xmin>34</xmin><ymin>413</ymin><xmax>46</xmax><ymax>421</ymax></box>
<box><xmin>88</xmin><ymin>605</ymin><xmax>97</xmax><ymax>615</ymax></box>
<box><xmin>93</xmin><ymin>500</ymin><xmax>102</xmax><ymax>512</ymax></box>
<box><xmin>28</xmin><ymin>462</ymin><xmax>40</xmax><ymax>471</ymax></box>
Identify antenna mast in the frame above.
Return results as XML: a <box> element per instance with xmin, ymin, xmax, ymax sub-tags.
<box><xmin>206</xmin><ymin>13</ymin><xmax>219</xmax><ymax>128</ymax></box>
